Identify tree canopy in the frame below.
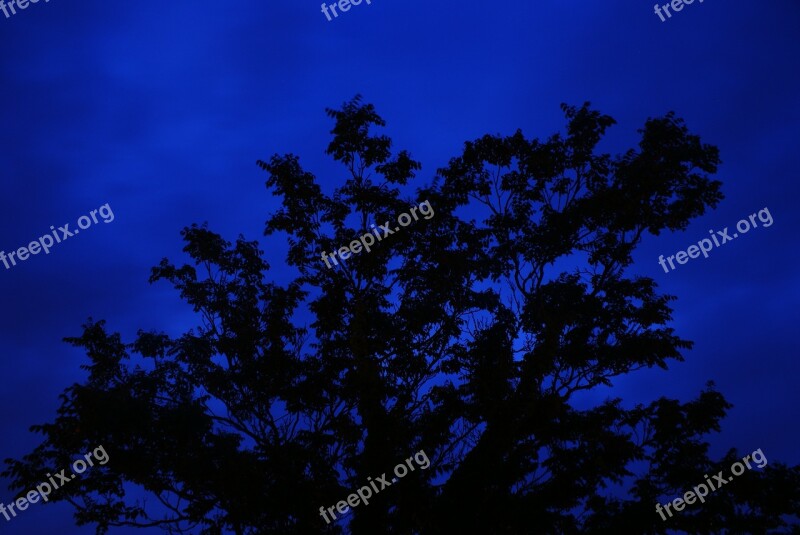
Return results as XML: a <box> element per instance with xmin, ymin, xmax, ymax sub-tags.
<box><xmin>5</xmin><ymin>96</ymin><xmax>799</xmax><ymax>534</ymax></box>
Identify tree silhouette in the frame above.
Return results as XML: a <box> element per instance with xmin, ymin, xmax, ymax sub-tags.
<box><xmin>5</xmin><ymin>96</ymin><xmax>799</xmax><ymax>534</ymax></box>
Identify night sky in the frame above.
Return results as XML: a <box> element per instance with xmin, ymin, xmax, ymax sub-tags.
<box><xmin>1</xmin><ymin>1</ymin><xmax>799</xmax><ymax>532</ymax></box>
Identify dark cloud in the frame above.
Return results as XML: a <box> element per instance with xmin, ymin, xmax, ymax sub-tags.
<box><xmin>1</xmin><ymin>0</ymin><xmax>798</xmax><ymax>531</ymax></box>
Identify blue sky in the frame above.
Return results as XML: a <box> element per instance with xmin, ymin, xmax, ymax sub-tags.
<box><xmin>1</xmin><ymin>0</ymin><xmax>798</xmax><ymax>532</ymax></box>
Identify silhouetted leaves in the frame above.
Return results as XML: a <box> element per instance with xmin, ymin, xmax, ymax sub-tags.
<box><xmin>5</xmin><ymin>97</ymin><xmax>798</xmax><ymax>534</ymax></box>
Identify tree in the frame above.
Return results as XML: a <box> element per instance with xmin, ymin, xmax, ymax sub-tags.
<box><xmin>5</xmin><ymin>96</ymin><xmax>799</xmax><ymax>534</ymax></box>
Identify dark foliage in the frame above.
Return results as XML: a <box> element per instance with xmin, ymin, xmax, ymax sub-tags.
<box><xmin>5</xmin><ymin>96</ymin><xmax>799</xmax><ymax>534</ymax></box>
